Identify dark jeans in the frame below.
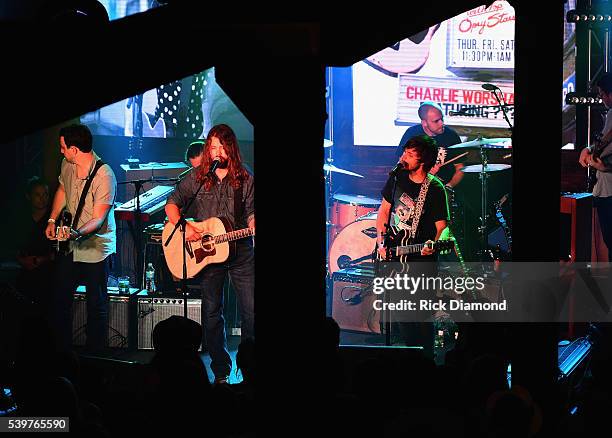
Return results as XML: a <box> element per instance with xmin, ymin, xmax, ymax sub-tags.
<box><xmin>594</xmin><ymin>196</ymin><xmax>612</xmax><ymax>261</ymax></box>
<box><xmin>51</xmin><ymin>252</ymin><xmax>110</xmax><ymax>352</ymax></box>
<box><xmin>382</xmin><ymin>260</ymin><xmax>437</xmax><ymax>359</ymax></box>
<box><xmin>200</xmin><ymin>242</ymin><xmax>254</xmax><ymax>379</ymax></box>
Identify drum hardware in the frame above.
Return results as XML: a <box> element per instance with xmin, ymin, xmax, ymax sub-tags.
<box><xmin>324</xmin><ymin>139</ymin><xmax>333</xmax><ymax>148</ymax></box>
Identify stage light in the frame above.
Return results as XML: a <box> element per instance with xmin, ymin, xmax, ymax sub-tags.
<box><xmin>567</xmin><ymin>10</ymin><xmax>612</xmax><ymax>24</ymax></box>
<box><xmin>565</xmin><ymin>92</ymin><xmax>604</xmax><ymax>106</ymax></box>
<box><xmin>558</xmin><ymin>337</ymin><xmax>592</xmax><ymax>381</ymax></box>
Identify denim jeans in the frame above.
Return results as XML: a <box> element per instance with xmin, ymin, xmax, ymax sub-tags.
<box><xmin>200</xmin><ymin>242</ymin><xmax>254</xmax><ymax>379</ymax></box>
<box><xmin>52</xmin><ymin>253</ymin><xmax>110</xmax><ymax>352</ymax></box>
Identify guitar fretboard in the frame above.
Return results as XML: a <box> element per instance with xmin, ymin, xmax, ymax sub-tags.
<box><xmin>394</xmin><ymin>240</ymin><xmax>453</xmax><ymax>256</ymax></box>
<box><xmin>395</xmin><ymin>243</ymin><xmax>427</xmax><ymax>256</ymax></box>
<box><xmin>214</xmin><ymin>228</ymin><xmax>255</xmax><ymax>244</ymax></box>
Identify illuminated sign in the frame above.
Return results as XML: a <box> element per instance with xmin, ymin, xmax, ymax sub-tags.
<box><xmin>447</xmin><ymin>0</ymin><xmax>515</xmax><ymax>71</ymax></box>
<box><xmin>396</xmin><ymin>75</ymin><xmax>514</xmax><ymax>128</ymax></box>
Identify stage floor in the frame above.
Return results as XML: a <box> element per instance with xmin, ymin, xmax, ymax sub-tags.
<box><xmin>72</xmin><ymin>335</ymin><xmax>244</xmax><ymax>384</ymax></box>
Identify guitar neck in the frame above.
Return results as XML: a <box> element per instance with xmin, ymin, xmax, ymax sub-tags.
<box><xmin>395</xmin><ymin>243</ymin><xmax>427</xmax><ymax>256</ymax></box>
<box><xmin>214</xmin><ymin>227</ymin><xmax>255</xmax><ymax>244</ymax></box>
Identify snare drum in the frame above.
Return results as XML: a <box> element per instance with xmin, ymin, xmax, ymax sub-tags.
<box><xmin>330</xmin><ymin>194</ymin><xmax>381</xmax><ymax>241</ymax></box>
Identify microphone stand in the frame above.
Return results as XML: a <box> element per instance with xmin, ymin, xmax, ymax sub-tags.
<box><xmin>163</xmin><ymin>176</ymin><xmax>207</xmax><ymax>320</ymax></box>
<box><xmin>118</xmin><ymin>176</ymin><xmax>178</xmax><ymax>289</ymax></box>
<box><xmin>490</xmin><ymin>89</ymin><xmax>514</xmax><ymax>133</ymax></box>
<box><xmin>381</xmin><ymin>165</ymin><xmax>401</xmax><ymax>346</ymax></box>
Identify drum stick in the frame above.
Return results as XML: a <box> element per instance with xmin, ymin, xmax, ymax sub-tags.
<box><xmin>441</xmin><ymin>151</ymin><xmax>469</xmax><ymax>166</ymax></box>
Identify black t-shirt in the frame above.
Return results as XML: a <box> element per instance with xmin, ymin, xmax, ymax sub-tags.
<box><xmin>395</xmin><ymin>125</ymin><xmax>463</xmax><ymax>184</ymax></box>
<box><xmin>381</xmin><ymin>170</ymin><xmax>449</xmax><ymax>246</ymax></box>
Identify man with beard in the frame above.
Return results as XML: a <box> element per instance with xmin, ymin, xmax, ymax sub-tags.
<box><xmin>396</xmin><ymin>101</ymin><xmax>464</xmax><ymax>189</ymax></box>
<box><xmin>378</xmin><ymin>135</ymin><xmax>449</xmax><ymax>358</ymax></box>
<box><xmin>165</xmin><ymin>124</ymin><xmax>254</xmax><ymax>384</ymax></box>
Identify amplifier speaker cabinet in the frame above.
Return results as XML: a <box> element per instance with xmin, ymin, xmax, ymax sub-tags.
<box><xmin>137</xmin><ymin>296</ymin><xmax>203</xmax><ymax>350</ymax></box>
<box><xmin>72</xmin><ymin>287</ymin><xmax>140</xmax><ymax>348</ymax></box>
<box><xmin>332</xmin><ymin>268</ymin><xmax>380</xmax><ymax>334</ymax></box>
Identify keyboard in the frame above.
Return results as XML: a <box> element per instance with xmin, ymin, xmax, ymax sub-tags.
<box><xmin>115</xmin><ymin>185</ymin><xmax>174</xmax><ymax>222</ymax></box>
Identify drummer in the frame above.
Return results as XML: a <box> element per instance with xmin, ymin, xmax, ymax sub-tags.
<box><xmin>395</xmin><ymin>101</ymin><xmax>464</xmax><ymax>190</ymax></box>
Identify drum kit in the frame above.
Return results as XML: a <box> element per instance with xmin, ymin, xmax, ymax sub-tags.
<box><xmin>324</xmin><ymin>135</ymin><xmax>513</xmax><ymax>275</ymax></box>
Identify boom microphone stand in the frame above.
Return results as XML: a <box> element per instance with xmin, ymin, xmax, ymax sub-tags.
<box><xmin>163</xmin><ymin>178</ymin><xmax>206</xmax><ymax>319</ymax></box>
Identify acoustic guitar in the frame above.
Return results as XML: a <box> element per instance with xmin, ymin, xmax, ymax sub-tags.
<box><xmin>162</xmin><ymin>216</ymin><xmax>254</xmax><ymax>279</ymax></box>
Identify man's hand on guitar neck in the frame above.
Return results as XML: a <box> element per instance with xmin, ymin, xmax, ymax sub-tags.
<box><xmin>579</xmin><ymin>147</ymin><xmax>592</xmax><ymax>168</ymax></box>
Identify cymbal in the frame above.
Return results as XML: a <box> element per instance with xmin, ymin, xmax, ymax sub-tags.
<box><xmin>324</xmin><ymin>139</ymin><xmax>333</xmax><ymax>147</ymax></box>
<box><xmin>461</xmin><ymin>164</ymin><xmax>512</xmax><ymax>173</ymax></box>
<box><xmin>333</xmin><ymin>193</ymin><xmax>381</xmax><ymax>206</ymax></box>
<box><xmin>323</xmin><ymin>163</ymin><xmax>364</xmax><ymax>178</ymax></box>
<box><xmin>449</xmin><ymin>138</ymin><xmax>512</xmax><ymax>149</ymax></box>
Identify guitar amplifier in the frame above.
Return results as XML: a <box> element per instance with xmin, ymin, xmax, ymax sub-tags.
<box><xmin>72</xmin><ymin>286</ymin><xmax>141</xmax><ymax>348</ymax></box>
<box><xmin>137</xmin><ymin>295</ymin><xmax>203</xmax><ymax>350</ymax></box>
<box><xmin>332</xmin><ymin>267</ymin><xmax>380</xmax><ymax>333</ymax></box>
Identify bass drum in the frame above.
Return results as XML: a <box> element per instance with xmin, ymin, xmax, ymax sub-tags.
<box><xmin>328</xmin><ymin>219</ymin><xmax>377</xmax><ymax>275</ymax></box>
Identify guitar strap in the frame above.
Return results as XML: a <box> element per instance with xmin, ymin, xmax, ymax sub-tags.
<box><xmin>71</xmin><ymin>159</ymin><xmax>106</xmax><ymax>229</ymax></box>
<box><xmin>408</xmin><ymin>174</ymin><xmax>432</xmax><ymax>240</ymax></box>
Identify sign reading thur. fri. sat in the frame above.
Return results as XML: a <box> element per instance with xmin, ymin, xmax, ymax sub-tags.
<box><xmin>446</xmin><ymin>0</ymin><xmax>515</xmax><ymax>71</ymax></box>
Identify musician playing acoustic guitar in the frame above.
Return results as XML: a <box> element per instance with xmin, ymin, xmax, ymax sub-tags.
<box><xmin>164</xmin><ymin>124</ymin><xmax>254</xmax><ymax>385</ymax></box>
<box><xmin>376</xmin><ymin>135</ymin><xmax>450</xmax><ymax>358</ymax></box>
<box><xmin>579</xmin><ymin>73</ymin><xmax>612</xmax><ymax>261</ymax></box>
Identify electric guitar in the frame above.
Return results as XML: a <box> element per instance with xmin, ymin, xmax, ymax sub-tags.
<box><xmin>587</xmin><ymin>129</ymin><xmax>612</xmax><ymax>191</ymax></box>
<box><xmin>55</xmin><ymin>210</ymin><xmax>73</xmax><ymax>256</ymax></box>
<box><xmin>374</xmin><ymin>226</ymin><xmax>455</xmax><ymax>274</ymax></box>
<box><xmin>162</xmin><ymin>217</ymin><xmax>255</xmax><ymax>279</ymax></box>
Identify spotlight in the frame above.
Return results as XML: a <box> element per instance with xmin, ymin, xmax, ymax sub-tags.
<box><xmin>565</xmin><ymin>92</ymin><xmax>604</xmax><ymax>106</ymax></box>
<box><xmin>567</xmin><ymin>9</ymin><xmax>612</xmax><ymax>24</ymax></box>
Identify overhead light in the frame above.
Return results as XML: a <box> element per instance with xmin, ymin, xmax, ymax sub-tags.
<box><xmin>567</xmin><ymin>10</ymin><xmax>612</xmax><ymax>23</ymax></box>
<box><xmin>565</xmin><ymin>92</ymin><xmax>604</xmax><ymax>106</ymax></box>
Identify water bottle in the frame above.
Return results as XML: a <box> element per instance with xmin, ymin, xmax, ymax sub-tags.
<box><xmin>145</xmin><ymin>263</ymin><xmax>156</xmax><ymax>295</ymax></box>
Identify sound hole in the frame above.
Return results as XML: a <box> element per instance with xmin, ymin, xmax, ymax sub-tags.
<box><xmin>201</xmin><ymin>233</ymin><xmax>215</xmax><ymax>251</ymax></box>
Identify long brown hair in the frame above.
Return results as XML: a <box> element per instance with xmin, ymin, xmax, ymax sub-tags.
<box><xmin>196</xmin><ymin>124</ymin><xmax>249</xmax><ymax>190</ymax></box>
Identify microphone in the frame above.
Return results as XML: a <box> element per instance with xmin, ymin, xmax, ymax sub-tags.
<box><xmin>207</xmin><ymin>157</ymin><xmax>222</xmax><ymax>176</ymax></box>
<box><xmin>448</xmin><ymin>110</ymin><xmax>476</xmax><ymax>116</ymax></box>
<box><xmin>482</xmin><ymin>83</ymin><xmax>500</xmax><ymax>91</ymax></box>
<box><xmin>389</xmin><ymin>161</ymin><xmax>404</xmax><ymax>175</ymax></box>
